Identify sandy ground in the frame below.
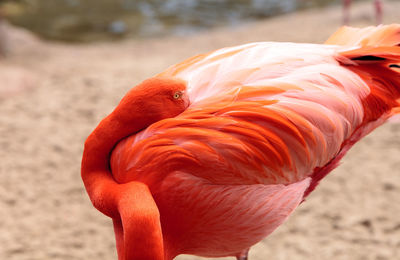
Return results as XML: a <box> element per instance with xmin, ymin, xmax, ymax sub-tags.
<box><xmin>1</xmin><ymin>1</ymin><xmax>400</xmax><ymax>260</ymax></box>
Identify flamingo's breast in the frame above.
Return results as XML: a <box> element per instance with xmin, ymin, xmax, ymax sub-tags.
<box><xmin>152</xmin><ymin>172</ymin><xmax>311</xmax><ymax>257</ymax></box>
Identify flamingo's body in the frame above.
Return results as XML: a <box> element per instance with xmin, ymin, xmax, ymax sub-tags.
<box><xmin>82</xmin><ymin>25</ymin><xmax>400</xmax><ymax>260</ymax></box>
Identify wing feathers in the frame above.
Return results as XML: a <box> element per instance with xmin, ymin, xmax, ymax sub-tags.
<box><xmin>112</xmin><ymin>33</ymin><xmax>399</xmax><ymax>188</ymax></box>
<box><xmin>325</xmin><ymin>24</ymin><xmax>400</xmax><ymax>47</ymax></box>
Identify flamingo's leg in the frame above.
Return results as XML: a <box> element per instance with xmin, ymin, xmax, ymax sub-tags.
<box><xmin>374</xmin><ymin>0</ymin><xmax>383</xmax><ymax>25</ymax></box>
<box><xmin>342</xmin><ymin>0</ymin><xmax>352</xmax><ymax>25</ymax></box>
<box><xmin>236</xmin><ymin>248</ymin><xmax>250</xmax><ymax>260</ymax></box>
<box><xmin>0</xmin><ymin>9</ymin><xmax>6</xmax><ymax>57</ymax></box>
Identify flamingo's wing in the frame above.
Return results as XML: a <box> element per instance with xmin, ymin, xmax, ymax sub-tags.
<box><xmin>112</xmin><ymin>42</ymin><xmax>366</xmax><ymax>185</ymax></box>
<box><xmin>112</xmin><ymin>25</ymin><xmax>400</xmax><ymax>188</ymax></box>
<box><xmin>325</xmin><ymin>24</ymin><xmax>400</xmax><ymax>46</ymax></box>
<box><xmin>158</xmin><ymin>42</ymin><xmax>340</xmax><ymax>105</ymax></box>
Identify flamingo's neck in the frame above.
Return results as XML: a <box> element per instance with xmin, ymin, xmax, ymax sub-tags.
<box><xmin>81</xmin><ymin>111</ymin><xmax>148</xmax><ymax>217</ymax></box>
<box><xmin>81</xmin><ymin>77</ymin><xmax>188</xmax><ymax>260</ymax></box>
<box><xmin>82</xmin><ymin>111</ymin><xmax>167</xmax><ymax>260</ymax></box>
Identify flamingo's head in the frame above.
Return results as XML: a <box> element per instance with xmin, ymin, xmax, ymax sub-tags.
<box><xmin>115</xmin><ymin>76</ymin><xmax>190</xmax><ymax>127</ymax></box>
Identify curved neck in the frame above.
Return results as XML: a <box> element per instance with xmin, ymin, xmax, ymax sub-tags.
<box><xmin>81</xmin><ymin>110</ymin><xmax>147</xmax><ymax>217</ymax></box>
<box><xmin>81</xmin><ymin>107</ymin><xmax>166</xmax><ymax>260</ymax></box>
<box><xmin>81</xmin><ymin>77</ymin><xmax>188</xmax><ymax>260</ymax></box>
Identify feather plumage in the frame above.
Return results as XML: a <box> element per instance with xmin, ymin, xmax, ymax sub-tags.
<box><xmin>82</xmin><ymin>25</ymin><xmax>400</xmax><ymax>259</ymax></box>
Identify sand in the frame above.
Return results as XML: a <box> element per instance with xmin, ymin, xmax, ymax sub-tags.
<box><xmin>1</xmin><ymin>1</ymin><xmax>399</xmax><ymax>259</ymax></box>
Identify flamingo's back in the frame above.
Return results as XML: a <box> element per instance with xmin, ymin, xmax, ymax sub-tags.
<box><xmin>110</xmin><ymin>25</ymin><xmax>400</xmax><ymax>258</ymax></box>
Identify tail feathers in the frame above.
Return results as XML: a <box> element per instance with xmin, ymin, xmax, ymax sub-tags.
<box><xmin>338</xmin><ymin>46</ymin><xmax>400</xmax><ymax>64</ymax></box>
<box><xmin>337</xmin><ymin>45</ymin><xmax>400</xmax><ymax>89</ymax></box>
<box><xmin>325</xmin><ymin>24</ymin><xmax>400</xmax><ymax>47</ymax></box>
<box><xmin>336</xmin><ymin>44</ymin><xmax>400</xmax><ymax>122</ymax></box>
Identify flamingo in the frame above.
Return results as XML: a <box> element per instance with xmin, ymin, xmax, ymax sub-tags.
<box><xmin>0</xmin><ymin>7</ymin><xmax>6</xmax><ymax>57</ymax></box>
<box><xmin>81</xmin><ymin>24</ymin><xmax>400</xmax><ymax>260</ymax></box>
<box><xmin>343</xmin><ymin>0</ymin><xmax>383</xmax><ymax>25</ymax></box>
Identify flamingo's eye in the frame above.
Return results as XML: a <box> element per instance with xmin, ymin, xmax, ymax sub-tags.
<box><xmin>173</xmin><ymin>91</ymin><xmax>182</xmax><ymax>99</ymax></box>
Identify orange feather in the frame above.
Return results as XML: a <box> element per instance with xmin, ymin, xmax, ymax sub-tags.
<box><xmin>82</xmin><ymin>25</ymin><xmax>400</xmax><ymax>260</ymax></box>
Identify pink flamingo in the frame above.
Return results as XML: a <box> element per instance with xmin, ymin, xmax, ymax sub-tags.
<box><xmin>0</xmin><ymin>7</ymin><xmax>6</xmax><ymax>57</ymax></box>
<box><xmin>82</xmin><ymin>24</ymin><xmax>400</xmax><ymax>260</ymax></box>
<box><xmin>343</xmin><ymin>0</ymin><xmax>383</xmax><ymax>25</ymax></box>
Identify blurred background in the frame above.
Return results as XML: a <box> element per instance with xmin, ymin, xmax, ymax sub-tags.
<box><xmin>0</xmin><ymin>0</ymin><xmax>399</xmax><ymax>260</ymax></box>
<box><xmin>1</xmin><ymin>0</ymin><xmax>333</xmax><ymax>42</ymax></box>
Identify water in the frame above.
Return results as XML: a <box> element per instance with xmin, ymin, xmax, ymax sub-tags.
<box><xmin>2</xmin><ymin>0</ymin><xmax>336</xmax><ymax>42</ymax></box>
